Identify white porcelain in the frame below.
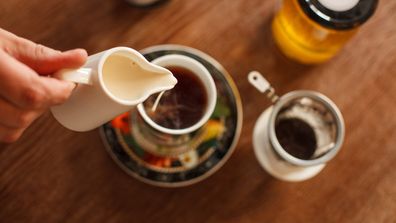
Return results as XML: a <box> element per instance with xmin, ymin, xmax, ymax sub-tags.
<box><xmin>249</xmin><ymin>71</ymin><xmax>345</xmax><ymax>182</ymax></box>
<box><xmin>253</xmin><ymin>108</ymin><xmax>325</xmax><ymax>182</ymax></box>
<box><xmin>137</xmin><ymin>54</ymin><xmax>217</xmax><ymax>135</ymax></box>
<box><xmin>51</xmin><ymin>47</ymin><xmax>177</xmax><ymax>132</ymax></box>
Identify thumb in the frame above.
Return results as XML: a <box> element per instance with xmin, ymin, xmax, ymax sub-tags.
<box><xmin>10</xmin><ymin>37</ymin><xmax>87</xmax><ymax>75</ymax></box>
<box><xmin>36</xmin><ymin>76</ymin><xmax>76</xmax><ymax>106</ymax></box>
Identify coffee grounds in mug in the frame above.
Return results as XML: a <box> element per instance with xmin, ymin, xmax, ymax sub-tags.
<box><xmin>275</xmin><ymin>118</ymin><xmax>317</xmax><ymax>160</ymax></box>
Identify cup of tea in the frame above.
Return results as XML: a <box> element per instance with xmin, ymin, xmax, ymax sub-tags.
<box><xmin>131</xmin><ymin>54</ymin><xmax>217</xmax><ymax>156</ymax></box>
<box><xmin>51</xmin><ymin>47</ymin><xmax>177</xmax><ymax>132</ymax></box>
<box><xmin>248</xmin><ymin>71</ymin><xmax>345</xmax><ymax>182</ymax></box>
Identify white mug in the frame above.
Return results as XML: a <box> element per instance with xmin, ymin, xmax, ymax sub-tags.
<box><xmin>137</xmin><ymin>54</ymin><xmax>217</xmax><ymax>135</ymax></box>
<box><xmin>132</xmin><ymin>54</ymin><xmax>217</xmax><ymax>156</ymax></box>
<box><xmin>51</xmin><ymin>47</ymin><xmax>177</xmax><ymax>132</ymax></box>
<box><xmin>249</xmin><ymin>71</ymin><xmax>345</xmax><ymax>182</ymax></box>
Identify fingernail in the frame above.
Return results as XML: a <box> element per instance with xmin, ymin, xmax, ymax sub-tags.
<box><xmin>67</xmin><ymin>82</ymin><xmax>77</xmax><ymax>90</ymax></box>
<box><xmin>64</xmin><ymin>48</ymin><xmax>88</xmax><ymax>57</ymax></box>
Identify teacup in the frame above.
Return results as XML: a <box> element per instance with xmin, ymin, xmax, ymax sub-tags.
<box><xmin>132</xmin><ymin>54</ymin><xmax>217</xmax><ymax>156</ymax></box>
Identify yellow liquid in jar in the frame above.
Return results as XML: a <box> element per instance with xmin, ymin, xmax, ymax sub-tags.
<box><xmin>272</xmin><ymin>0</ymin><xmax>358</xmax><ymax>64</ymax></box>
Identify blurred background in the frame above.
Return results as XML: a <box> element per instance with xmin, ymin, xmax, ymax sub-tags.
<box><xmin>0</xmin><ymin>0</ymin><xmax>396</xmax><ymax>222</ymax></box>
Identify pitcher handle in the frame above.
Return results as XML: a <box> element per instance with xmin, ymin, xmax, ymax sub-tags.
<box><xmin>54</xmin><ymin>68</ymin><xmax>94</xmax><ymax>85</ymax></box>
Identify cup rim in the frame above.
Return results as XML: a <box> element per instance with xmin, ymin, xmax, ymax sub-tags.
<box><xmin>268</xmin><ymin>90</ymin><xmax>345</xmax><ymax>167</ymax></box>
<box><xmin>137</xmin><ymin>54</ymin><xmax>217</xmax><ymax>135</ymax></box>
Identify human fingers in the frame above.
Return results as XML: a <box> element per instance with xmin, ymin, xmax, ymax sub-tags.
<box><xmin>36</xmin><ymin>76</ymin><xmax>76</xmax><ymax>106</ymax></box>
<box><xmin>0</xmin><ymin>50</ymin><xmax>41</xmax><ymax>108</ymax></box>
<box><xmin>0</xmin><ymin>51</ymin><xmax>74</xmax><ymax>109</ymax></box>
<box><xmin>4</xmin><ymin>35</ymin><xmax>87</xmax><ymax>75</ymax></box>
<box><xmin>0</xmin><ymin>97</ymin><xmax>43</xmax><ymax>128</ymax></box>
<box><xmin>0</xmin><ymin>125</ymin><xmax>26</xmax><ymax>143</ymax></box>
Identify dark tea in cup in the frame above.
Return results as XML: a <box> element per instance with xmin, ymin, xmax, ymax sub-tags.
<box><xmin>143</xmin><ymin>66</ymin><xmax>208</xmax><ymax>129</ymax></box>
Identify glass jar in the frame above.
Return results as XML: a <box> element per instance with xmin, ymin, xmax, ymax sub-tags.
<box><xmin>272</xmin><ymin>0</ymin><xmax>378</xmax><ymax>64</ymax></box>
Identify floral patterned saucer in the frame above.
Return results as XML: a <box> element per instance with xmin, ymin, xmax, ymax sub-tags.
<box><xmin>100</xmin><ymin>45</ymin><xmax>242</xmax><ymax>187</ymax></box>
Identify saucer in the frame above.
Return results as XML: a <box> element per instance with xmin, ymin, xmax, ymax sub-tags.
<box><xmin>100</xmin><ymin>45</ymin><xmax>242</xmax><ymax>187</ymax></box>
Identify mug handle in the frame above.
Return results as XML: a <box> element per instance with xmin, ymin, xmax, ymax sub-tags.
<box><xmin>248</xmin><ymin>71</ymin><xmax>271</xmax><ymax>93</ymax></box>
<box><xmin>248</xmin><ymin>71</ymin><xmax>279</xmax><ymax>103</ymax></box>
<box><xmin>53</xmin><ymin>68</ymin><xmax>94</xmax><ymax>85</ymax></box>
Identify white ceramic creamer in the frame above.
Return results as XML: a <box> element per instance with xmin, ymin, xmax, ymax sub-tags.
<box><xmin>51</xmin><ymin>47</ymin><xmax>177</xmax><ymax>132</ymax></box>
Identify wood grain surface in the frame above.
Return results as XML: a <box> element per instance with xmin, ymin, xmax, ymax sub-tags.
<box><xmin>1</xmin><ymin>0</ymin><xmax>396</xmax><ymax>222</ymax></box>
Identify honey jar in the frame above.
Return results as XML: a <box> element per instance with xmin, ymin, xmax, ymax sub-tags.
<box><xmin>272</xmin><ymin>0</ymin><xmax>378</xmax><ymax>64</ymax></box>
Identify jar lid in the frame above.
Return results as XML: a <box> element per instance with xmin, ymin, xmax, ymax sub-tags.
<box><xmin>298</xmin><ymin>0</ymin><xmax>378</xmax><ymax>30</ymax></box>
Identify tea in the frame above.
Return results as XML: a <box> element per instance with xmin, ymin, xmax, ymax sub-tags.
<box><xmin>143</xmin><ymin>66</ymin><xmax>208</xmax><ymax>129</ymax></box>
<box><xmin>275</xmin><ymin>118</ymin><xmax>317</xmax><ymax>160</ymax></box>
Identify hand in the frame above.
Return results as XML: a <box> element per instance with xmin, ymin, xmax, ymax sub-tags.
<box><xmin>0</xmin><ymin>28</ymin><xmax>87</xmax><ymax>143</ymax></box>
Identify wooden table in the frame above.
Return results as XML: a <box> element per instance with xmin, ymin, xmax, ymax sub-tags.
<box><xmin>1</xmin><ymin>0</ymin><xmax>396</xmax><ymax>222</ymax></box>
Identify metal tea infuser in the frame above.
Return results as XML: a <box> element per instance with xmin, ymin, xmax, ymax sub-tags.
<box><xmin>248</xmin><ymin>71</ymin><xmax>345</xmax><ymax>181</ymax></box>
